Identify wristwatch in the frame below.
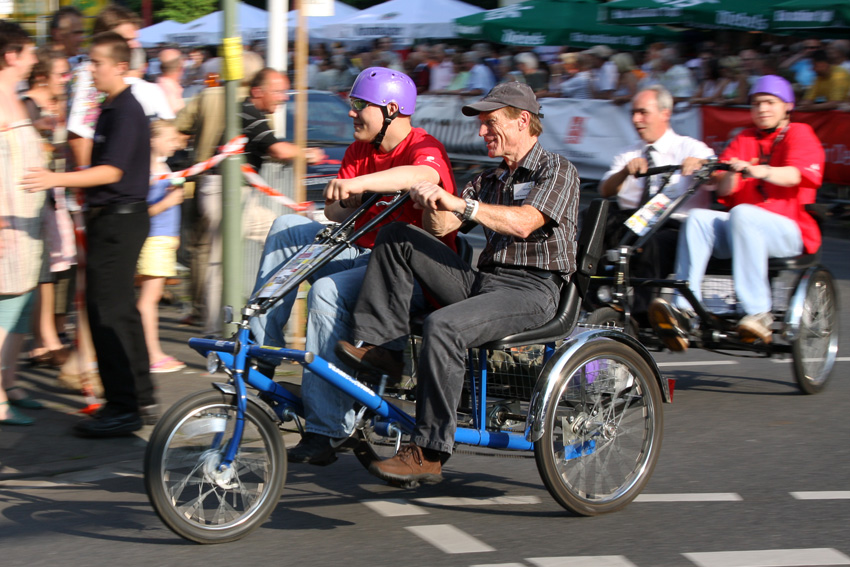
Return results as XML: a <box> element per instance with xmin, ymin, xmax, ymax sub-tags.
<box><xmin>459</xmin><ymin>198</ymin><xmax>477</xmax><ymax>221</ymax></box>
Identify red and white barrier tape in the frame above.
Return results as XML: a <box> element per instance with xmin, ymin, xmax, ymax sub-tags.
<box><xmin>151</xmin><ymin>135</ymin><xmax>319</xmax><ymax>214</ymax></box>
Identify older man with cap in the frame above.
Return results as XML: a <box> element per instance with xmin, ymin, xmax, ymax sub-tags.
<box><xmin>336</xmin><ymin>82</ymin><xmax>580</xmax><ymax>485</ymax></box>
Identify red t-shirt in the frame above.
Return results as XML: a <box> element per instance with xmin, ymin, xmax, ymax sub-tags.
<box><xmin>336</xmin><ymin>127</ymin><xmax>457</xmax><ymax>250</ymax></box>
<box><xmin>718</xmin><ymin>122</ymin><xmax>825</xmax><ymax>253</ymax></box>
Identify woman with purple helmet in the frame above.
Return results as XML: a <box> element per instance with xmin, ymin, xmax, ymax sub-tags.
<box><xmin>649</xmin><ymin>75</ymin><xmax>825</xmax><ymax>350</ymax></box>
<box><xmin>249</xmin><ymin>67</ymin><xmax>460</xmax><ymax>465</ymax></box>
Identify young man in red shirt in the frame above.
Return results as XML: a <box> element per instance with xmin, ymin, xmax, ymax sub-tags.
<box><xmin>650</xmin><ymin>75</ymin><xmax>825</xmax><ymax>350</ymax></box>
<box><xmin>250</xmin><ymin>67</ymin><xmax>458</xmax><ymax>465</ymax></box>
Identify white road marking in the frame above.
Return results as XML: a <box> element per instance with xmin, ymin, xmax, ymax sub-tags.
<box><xmin>405</xmin><ymin>524</ymin><xmax>495</xmax><ymax>554</ymax></box>
<box><xmin>362</xmin><ymin>499</ymin><xmax>429</xmax><ymax>517</ymax></box>
<box><xmin>683</xmin><ymin>548</ymin><xmax>850</xmax><ymax>567</ymax></box>
<box><xmin>771</xmin><ymin>356</ymin><xmax>850</xmax><ymax>364</ymax></box>
<box><xmin>527</xmin><ymin>556</ymin><xmax>638</xmax><ymax>567</ymax></box>
<box><xmin>635</xmin><ymin>493</ymin><xmax>743</xmax><ymax>502</ymax></box>
<box><xmin>656</xmin><ymin>361</ymin><xmax>738</xmax><ymax>367</ymax></box>
<box><xmin>414</xmin><ymin>495</ymin><xmax>542</xmax><ymax>507</ymax></box>
<box><xmin>471</xmin><ymin>564</ymin><xmax>527</xmax><ymax>567</ymax></box>
<box><xmin>791</xmin><ymin>491</ymin><xmax>850</xmax><ymax>500</ymax></box>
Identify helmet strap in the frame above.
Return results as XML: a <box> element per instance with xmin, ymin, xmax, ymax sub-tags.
<box><xmin>371</xmin><ymin>106</ymin><xmax>400</xmax><ymax>149</ymax></box>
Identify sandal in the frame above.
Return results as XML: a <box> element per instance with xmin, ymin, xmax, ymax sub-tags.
<box><xmin>150</xmin><ymin>356</ymin><xmax>186</xmax><ymax>374</ymax></box>
<box><xmin>0</xmin><ymin>401</ymin><xmax>35</xmax><ymax>426</ymax></box>
<box><xmin>6</xmin><ymin>386</ymin><xmax>44</xmax><ymax>410</ymax></box>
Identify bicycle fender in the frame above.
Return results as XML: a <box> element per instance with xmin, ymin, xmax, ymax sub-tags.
<box><xmin>211</xmin><ymin>381</ymin><xmax>280</xmax><ymax>424</ymax></box>
<box><xmin>525</xmin><ymin>329</ymin><xmax>668</xmax><ymax>444</ymax></box>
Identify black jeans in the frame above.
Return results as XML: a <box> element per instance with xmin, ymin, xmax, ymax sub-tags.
<box><xmin>352</xmin><ymin>223</ymin><xmax>560</xmax><ymax>454</ymax></box>
<box><xmin>85</xmin><ymin>209</ymin><xmax>153</xmax><ymax>414</ymax></box>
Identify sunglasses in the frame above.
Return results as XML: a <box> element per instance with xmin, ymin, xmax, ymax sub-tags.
<box><xmin>349</xmin><ymin>98</ymin><xmax>373</xmax><ymax>112</ymax></box>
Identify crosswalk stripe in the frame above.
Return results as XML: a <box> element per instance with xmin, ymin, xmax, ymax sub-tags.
<box><xmin>405</xmin><ymin>524</ymin><xmax>495</xmax><ymax>554</ymax></box>
<box><xmin>526</xmin><ymin>556</ymin><xmax>638</xmax><ymax>567</ymax></box>
<box><xmin>635</xmin><ymin>493</ymin><xmax>742</xmax><ymax>502</ymax></box>
<box><xmin>683</xmin><ymin>548</ymin><xmax>850</xmax><ymax>567</ymax></box>
<box><xmin>656</xmin><ymin>361</ymin><xmax>738</xmax><ymax>367</ymax></box>
<box><xmin>362</xmin><ymin>499</ymin><xmax>429</xmax><ymax>517</ymax></box>
<box><xmin>791</xmin><ymin>491</ymin><xmax>850</xmax><ymax>500</ymax></box>
<box><xmin>414</xmin><ymin>496</ymin><xmax>542</xmax><ymax>507</ymax></box>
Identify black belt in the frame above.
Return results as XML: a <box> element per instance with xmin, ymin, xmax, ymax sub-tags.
<box><xmin>525</xmin><ymin>267</ymin><xmax>565</xmax><ymax>288</ymax></box>
<box><xmin>481</xmin><ymin>265</ymin><xmax>565</xmax><ymax>288</ymax></box>
<box><xmin>85</xmin><ymin>200</ymin><xmax>148</xmax><ymax>221</ymax></box>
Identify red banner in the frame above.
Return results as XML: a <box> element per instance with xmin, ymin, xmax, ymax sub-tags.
<box><xmin>701</xmin><ymin>106</ymin><xmax>850</xmax><ymax>186</ymax></box>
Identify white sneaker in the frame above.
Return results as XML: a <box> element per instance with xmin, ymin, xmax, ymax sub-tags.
<box><xmin>736</xmin><ymin>312</ymin><xmax>774</xmax><ymax>344</ymax></box>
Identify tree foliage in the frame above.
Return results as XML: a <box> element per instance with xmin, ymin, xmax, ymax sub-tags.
<box><xmin>155</xmin><ymin>0</ymin><xmax>220</xmax><ymax>24</ymax></box>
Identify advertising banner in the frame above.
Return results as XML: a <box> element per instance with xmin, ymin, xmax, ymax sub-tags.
<box><xmin>414</xmin><ymin>96</ymin><xmax>702</xmax><ymax>181</ymax></box>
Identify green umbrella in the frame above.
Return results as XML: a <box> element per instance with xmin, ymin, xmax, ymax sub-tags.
<box><xmin>454</xmin><ymin>0</ymin><xmax>673</xmax><ymax>50</ymax></box>
<box><xmin>602</xmin><ymin>0</ymin><xmax>777</xmax><ymax>32</ymax></box>
<box><xmin>771</xmin><ymin>0</ymin><xmax>850</xmax><ymax>31</ymax></box>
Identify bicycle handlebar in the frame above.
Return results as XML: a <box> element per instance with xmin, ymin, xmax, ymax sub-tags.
<box><xmin>633</xmin><ymin>160</ymin><xmax>733</xmax><ymax>178</ymax></box>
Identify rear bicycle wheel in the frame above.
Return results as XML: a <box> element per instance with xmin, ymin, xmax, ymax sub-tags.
<box><xmin>144</xmin><ymin>390</ymin><xmax>286</xmax><ymax>543</ymax></box>
<box><xmin>534</xmin><ymin>339</ymin><xmax>663</xmax><ymax>515</ymax></box>
<box><xmin>792</xmin><ymin>269</ymin><xmax>839</xmax><ymax>394</ymax></box>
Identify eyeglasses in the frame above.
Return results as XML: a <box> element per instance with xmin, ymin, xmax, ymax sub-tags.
<box><xmin>349</xmin><ymin>98</ymin><xmax>373</xmax><ymax>112</ymax></box>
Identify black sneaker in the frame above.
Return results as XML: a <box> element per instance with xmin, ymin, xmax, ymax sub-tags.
<box><xmin>287</xmin><ymin>433</ymin><xmax>339</xmax><ymax>466</ymax></box>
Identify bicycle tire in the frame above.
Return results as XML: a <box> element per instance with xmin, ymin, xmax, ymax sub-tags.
<box><xmin>144</xmin><ymin>390</ymin><xmax>286</xmax><ymax>543</ymax></box>
<box><xmin>534</xmin><ymin>339</ymin><xmax>663</xmax><ymax>515</ymax></box>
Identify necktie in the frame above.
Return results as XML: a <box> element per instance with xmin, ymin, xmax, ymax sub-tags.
<box><xmin>639</xmin><ymin>145</ymin><xmax>655</xmax><ymax>206</ymax></box>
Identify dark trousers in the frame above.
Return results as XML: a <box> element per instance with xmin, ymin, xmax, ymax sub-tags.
<box><xmin>85</xmin><ymin>209</ymin><xmax>153</xmax><ymax>413</ymax></box>
<box><xmin>352</xmin><ymin>223</ymin><xmax>560</xmax><ymax>454</ymax></box>
<box><xmin>601</xmin><ymin>203</ymin><xmax>680</xmax><ymax>318</ymax></box>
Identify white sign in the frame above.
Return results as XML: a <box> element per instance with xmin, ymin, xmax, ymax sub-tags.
<box><xmin>302</xmin><ymin>0</ymin><xmax>335</xmax><ymax>18</ymax></box>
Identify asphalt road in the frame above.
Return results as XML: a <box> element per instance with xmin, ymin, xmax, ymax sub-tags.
<box><xmin>0</xmin><ymin>236</ymin><xmax>848</xmax><ymax>567</ymax></box>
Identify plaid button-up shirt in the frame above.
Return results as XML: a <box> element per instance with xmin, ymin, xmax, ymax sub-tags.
<box><xmin>462</xmin><ymin>142</ymin><xmax>579</xmax><ymax>275</ymax></box>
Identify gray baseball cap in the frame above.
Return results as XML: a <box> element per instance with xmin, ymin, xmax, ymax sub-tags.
<box><xmin>461</xmin><ymin>82</ymin><xmax>544</xmax><ymax>118</ymax></box>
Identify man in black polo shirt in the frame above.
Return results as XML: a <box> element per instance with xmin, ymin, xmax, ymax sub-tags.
<box><xmin>239</xmin><ymin>66</ymin><xmax>324</xmax><ymax>169</ymax></box>
<box><xmin>24</xmin><ymin>32</ymin><xmax>154</xmax><ymax>437</ymax></box>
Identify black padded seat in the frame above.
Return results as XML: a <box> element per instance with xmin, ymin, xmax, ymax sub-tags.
<box><xmin>482</xmin><ymin>198</ymin><xmax>610</xmax><ymax>350</ymax></box>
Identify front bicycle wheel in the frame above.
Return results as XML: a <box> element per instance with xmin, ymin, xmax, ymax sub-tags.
<box><xmin>792</xmin><ymin>269</ymin><xmax>839</xmax><ymax>394</ymax></box>
<box><xmin>144</xmin><ymin>390</ymin><xmax>286</xmax><ymax>544</ymax></box>
<box><xmin>534</xmin><ymin>339</ymin><xmax>663</xmax><ymax>515</ymax></box>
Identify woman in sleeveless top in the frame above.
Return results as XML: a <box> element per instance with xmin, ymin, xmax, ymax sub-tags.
<box><xmin>22</xmin><ymin>47</ymin><xmax>76</xmax><ymax>369</ymax></box>
<box><xmin>0</xmin><ymin>21</ymin><xmax>48</xmax><ymax>425</ymax></box>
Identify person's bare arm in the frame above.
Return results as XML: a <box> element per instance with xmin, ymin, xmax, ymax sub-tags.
<box><xmin>22</xmin><ymin>165</ymin><xmax>123</xmax><ymax>192</ymax></box>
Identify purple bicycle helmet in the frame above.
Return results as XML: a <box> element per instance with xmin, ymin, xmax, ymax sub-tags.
<box><xmin>350</xmin><ymin>67</ymin><xmax>417</xmax><ymax>115</ymax></box>
<box><xmin>749</xmin><ymin>75</ymin><xmax>795</xmax><ymax>105</ymax></box>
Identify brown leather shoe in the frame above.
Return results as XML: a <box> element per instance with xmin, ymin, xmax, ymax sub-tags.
<box><xmin>368</xmin><ymin>443</ymin><xmax>443</xmax><ymax>484</ymax></box>
<box><xmin>648</xmin><ymin>298</ymin><xmax>690</xmax><ymax>352</ymax></box>
<box><xmin>335</xmin><ymin>340</ymin><xmax>403</xmax><ymax>381</ymax></box>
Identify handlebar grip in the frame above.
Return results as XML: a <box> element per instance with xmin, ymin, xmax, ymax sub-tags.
<box><xmin>634</xmin><ymin>165</ymin><xmax>680</xmax><ymax>178</ymax></box>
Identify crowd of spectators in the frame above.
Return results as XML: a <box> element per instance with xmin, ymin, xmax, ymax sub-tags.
<box><xmin>134</xmin><ymin>35</ymin><xmax>850</xmax><ymax>113</ymax></box>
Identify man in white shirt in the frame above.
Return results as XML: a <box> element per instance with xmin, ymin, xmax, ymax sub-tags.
<box><xmin>125</xmin><ymin>47</ymin><xmax>175</xmax><ymax>121</ymax></box>
<box><xmin>461</xmin><ymin>51</ymin><xmax>496</xmax><ymax>96</ymax></box>
<box><xmin>598</xmin><ymin>85</ymin><xmax>713</xmax><ymax>322</ymax></box>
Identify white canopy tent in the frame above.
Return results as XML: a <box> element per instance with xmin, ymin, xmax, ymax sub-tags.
<box><xmin>287</xmin><ymin>0</ymin><xmax>360</xmax><ymax>34</ymax></box>
<box><xmin>138</xmin><ymin>20</ymin><xmax>188</xmax><ymax>48</ymax></box>
<box><xmin>168</xmin><ymin>3</ymin><xmax>269</xmax><ymax>46</ymax></box>
<box><xmin>315</xmin><ymin>0</ymin><xmax>484</xmax><ymax>45</ymax></box>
